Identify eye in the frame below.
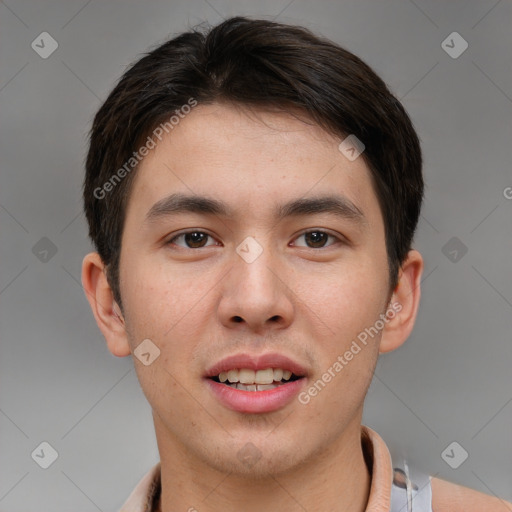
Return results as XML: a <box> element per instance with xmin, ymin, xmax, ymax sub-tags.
<box><xmin>292</xmin><ymin>230</ymin><xmax>341</xmax><ymax>249</ymax></box>
<box><xmin>167</xmin><ymin>231</ymin><xmax>219</xmax><ymax>249</ymax></box>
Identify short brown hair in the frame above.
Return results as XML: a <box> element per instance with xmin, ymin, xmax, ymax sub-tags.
<box><xmin>84</xmin><ymin>16</ymin><xmax>423</xmax><ymax>308</ymax></box>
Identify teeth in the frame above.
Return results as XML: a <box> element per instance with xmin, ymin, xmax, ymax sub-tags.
<box><xmin>255</xmin><ymin>368</ymin><xmax>274</xmax><ymax>384</ymax></box>
<box><xmin>227</xmin><ymin>369</ymin><xmax>239</xmax><ymax>383</ymax></box>
<box><xmin>256</xmin><ymin>383</ymin><xmax>277</xmax><ymax>391</ymax></box>
<box><xmin>239</xmin><ymin>369</ymin><xmax>256</xmax><ymax>384</ymax></box>
<box><xmin>273</xmin><ymin>368</ymin><xmax>283</xmax><ymax>381</ymax></box>
<box><xmin>218</xmin><ymin>368</ymin><xmax>296</xmax><ymax>384</ymax></box>
<box><xmin>234</xmin><ymin>383</ymin><xmax>280</xmax><ymax>391</ymax></box>
<box><xmin>240</xmin><ymin>384</ymin><xmax>256</xmax><ymax>391</ymax></box>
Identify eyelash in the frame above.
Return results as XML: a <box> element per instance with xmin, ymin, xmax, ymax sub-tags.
<box><xmin>166</xmin><ymin>229</ymin><xmax>343</xmax><ymax>250</ymax></box>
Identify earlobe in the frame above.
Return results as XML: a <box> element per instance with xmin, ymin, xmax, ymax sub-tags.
<box><xmin>81</xmin><ymin>252</ymin><xmax>131</xmax><ymax>358</ymax></box>
<box><xmin>379</xmin><ymin>250</ymin><xmax>424</xmax><ymax>354</ymax></box>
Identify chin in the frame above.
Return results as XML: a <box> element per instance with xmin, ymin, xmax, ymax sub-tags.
<box><xmin>208</xmin><ymin>447</ymin><xmax>305</xmax><ymax>479</ymax></box>
<box><xmin>189</xmin><ymin>433</ymin><xmax>308</xmax><ymax>478</ymax></box>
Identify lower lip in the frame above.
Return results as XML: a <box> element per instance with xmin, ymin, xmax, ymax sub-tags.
<box><xmin>206</xmin><ymin>378</ymin><xmax>305</xmax><ymax>414</ymax></box>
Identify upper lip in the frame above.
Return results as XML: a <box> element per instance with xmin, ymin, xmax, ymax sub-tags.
<box><xmin>204</xmin><ymin>353</ymin><xmax>308</xmax><ymax>378</ymax></box>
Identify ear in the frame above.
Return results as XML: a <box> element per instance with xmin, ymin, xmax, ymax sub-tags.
<box><xmin>379</xmin><ymin>249</ymin><xmax>424</xmax><ymax>354</ymax></box>
<box><xmin>81</xmin><ymin>252</ymin><xmax>131</xmax><ymax>357</ymax></box>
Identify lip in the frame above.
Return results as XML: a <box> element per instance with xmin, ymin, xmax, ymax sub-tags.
<box><xmin>204</xmin><ymin>352</ymin><xmax>308</xmax><ymax>378</ymax></box>
<box><xmin>206</xmin><ymin>378</ymin><xmax>306</xmax><ymax>413</ymax></box>
<box><xmin>204</xmin><ymin>352</ymin><xmax>308</xmax><ymax>414</ymax></box>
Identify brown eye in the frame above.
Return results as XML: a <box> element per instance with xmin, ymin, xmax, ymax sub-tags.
<box><xmin>304</xmin><ymin>231</ymin><xmax>329</xmax><ymax>248</ymax></box>
<box><xmin>184</xmin><ymin>232</ymin><xmax>208</xmax><ymax>248</ymax></box>
<box><xmin>294</xmin><ymin>230</ymin><xmax>339</xmax><ymax>249</ymax></box>
<box><xmin>168</xmin><ymin>231</ymin><xmax>216</xmax><ymax>248</ymax></box>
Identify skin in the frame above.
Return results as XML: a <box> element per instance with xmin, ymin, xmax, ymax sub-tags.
<box><xmin>82</xmin><ymin>102</ymin><xmax>423</xmax><ymax>512</ymax></box>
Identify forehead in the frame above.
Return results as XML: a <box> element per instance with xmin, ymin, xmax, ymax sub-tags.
<box><xmin>124</xmin><ymin>102</ymin><xmax>381</xmax><ymax>228</ymax></box>
<box><xmin>151</xmin><ymin>102</ymin><xmax>342</xmax><ymax>165</ymax></box>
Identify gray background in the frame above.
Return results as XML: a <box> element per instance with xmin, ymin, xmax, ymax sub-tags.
<box><xmin>1</xmin><ymin>0</ymin><xmax>511</xmax><ymax>510</ymax></box>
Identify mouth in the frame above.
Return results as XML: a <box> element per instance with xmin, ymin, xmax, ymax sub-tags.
<box><xmin>204</xmin><ymin>353</ymin><xmax>307</xmax><ymax>413</ymax></box>
<box><xmin>210</xmin><ymin>367</ymin><xmax>303</xmax><ymax>391</ymax></box>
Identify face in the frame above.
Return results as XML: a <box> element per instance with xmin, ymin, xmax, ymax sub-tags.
<box><xmin>117</xmin><ymin>103</ymin><xmax>391</xmax><ymax>476</ymax></box>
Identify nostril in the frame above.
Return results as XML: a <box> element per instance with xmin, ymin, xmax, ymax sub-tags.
<box><xmin>233</xmin><ymin>316</ymin><xmax>243</xmax><ymax>323</ymax></box>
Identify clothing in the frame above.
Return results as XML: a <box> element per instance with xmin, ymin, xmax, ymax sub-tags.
<box><xmin>119</xmin><ymin>426</ymin><xmax>510</xmax><ymax>512</ymax></box>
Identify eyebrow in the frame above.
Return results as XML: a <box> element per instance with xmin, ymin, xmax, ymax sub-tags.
<box><xmin>144</xmin><ymin>192</ymin><xmax>366</xmax><ymax>226</ymax></box>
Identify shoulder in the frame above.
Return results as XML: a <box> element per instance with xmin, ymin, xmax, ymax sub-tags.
<box><xmin>431</xmin><ymin>476</ymin><xmax>512</xmax><ymax>512</ymax></box>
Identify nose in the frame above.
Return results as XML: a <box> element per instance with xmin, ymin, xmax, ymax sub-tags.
<box><xmin>216</xmin><ymin>239</ymin><xmax>294</xmax><ymax>334</ymax></box>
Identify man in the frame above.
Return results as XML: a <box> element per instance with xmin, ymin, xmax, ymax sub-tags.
<box><xmin>81</xmin><ymin>16</ymin><xmax>510</xmax><ymax>512</ymax></box>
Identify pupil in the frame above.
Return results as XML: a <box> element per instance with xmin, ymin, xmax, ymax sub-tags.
<box><xmin>185</xmin><ymin>232</ymin><xmax>207</xmax><ymax>248</ymax></box>
<box><xmin>306</xmin><ymin>231</ymin><xmax>327</xmax><ymax>248</ymax></box>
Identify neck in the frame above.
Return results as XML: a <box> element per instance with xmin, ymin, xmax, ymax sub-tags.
<box><xmin>154</xmin><ymin>415</ymin><xmax>372</xmax><ymax>512</ymax></box>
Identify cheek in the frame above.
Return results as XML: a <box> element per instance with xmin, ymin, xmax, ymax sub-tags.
<box><xmin>120</xmin><ymin>258</ymin><xmax>204</xmax><ymax>404</ymax></box>
<box><xmin>297</xmin><ymin>271</ymin><xmax>382</xmax><ymax>416</ymax></box>
<box><xmin>121</xmin><ymin>256</ymin><xmax>187</xmax><ymax>327</ymax></box>
<box><xmin>292</xmin><ymin>257</ymin><xmax>387</xmax><ymax>405</ymax></box>
<box><xmin>120</xmin><ymin>255</ymin><xmax>219</xmax><ymax>371</ymax></box>
<box><xmin>296</xmin><ymin>259</ymin><xmax>388</xmax><ymax>340</ymax></box>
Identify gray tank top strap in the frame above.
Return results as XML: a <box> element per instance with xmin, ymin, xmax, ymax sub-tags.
<box><xmin>389</xmin><ymin>459</ymin><xmax>433</xmax><ymax>512</ymax></box>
